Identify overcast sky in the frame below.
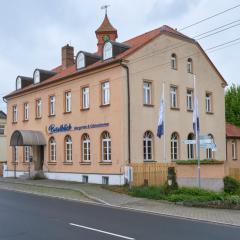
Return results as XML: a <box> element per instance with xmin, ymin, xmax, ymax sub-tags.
<box><xmin>1</xmin><ymin>0</ymin><xmax>240</xmax><ymax>112</ymax></box>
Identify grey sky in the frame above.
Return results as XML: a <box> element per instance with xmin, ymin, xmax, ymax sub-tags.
<box><xmin>1</xmin><ymin>0</ymin><xmax>240</xmax><ymax>112</ymax></box>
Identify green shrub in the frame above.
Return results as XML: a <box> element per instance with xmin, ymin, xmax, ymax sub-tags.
<box><xmin>223</xmin><ymin>176</ymin><xmax>240</xmax><ymax>194</ymax></box>
<box><xmin>225</xmin><ymin>195</ymin><xmax>240</xmax><ymax>205</ymax></box>
<box><xmin>176</xmin><ymin>160</ymin><xmax>224</xmax><ymax>165</ymax></box>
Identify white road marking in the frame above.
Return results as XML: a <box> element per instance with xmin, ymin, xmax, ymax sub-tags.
<box><xmin>69</xmin><ymin>223</ymin><xmax>135</xmax><ymax>240</ymax></box>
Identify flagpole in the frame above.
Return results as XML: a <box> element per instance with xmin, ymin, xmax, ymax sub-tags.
<box><xmin>163</xmin><ymin>81</ymin><xmax>166</xmax><ymax>163</ymax></box>
<box><xmin>194</xmin><ymin>74</ymin><xmax>201</xmax><ymax>188</ymax></box>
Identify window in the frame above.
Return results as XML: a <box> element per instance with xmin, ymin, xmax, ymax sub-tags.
<box><xmin>36</xmin><ymin>99</ymin><xmax>42</xmax><ymax>118</ymax></box>
<box><xmin>49</xmin><ymin>137</ymin><xmax>56</xmax><ymax>162</ymax></box>
<box><xmin>12</xmin><ymin>146</ymin><xmax>18</xmax><ymax>163</ymax></box>
<box><xmin>206</xmin><ymin>134</ymin><xmax>214</xmax><ymax>160</ymax></box>
<box><xmin>171</xmin><ymin>53</ymin><xmax>177</xmax><ymax>69</ymax></box>
<box><xmin>82</xmin><ymin>87</ymin><xmax>89</xmax><ymax>109</ymax></box>
<box><xmin>34</xmin><ymin>70</ymin><xmax>40</xmax><ymax>84</ymax></box>
<box><xmin>101</xmin><ymin>131</ymin><xmax>111</xmax><ymax>162</ymax></box>
<box><xmin>170</xmin><ymin>86</ymin><xmax>178</xmax><ymax>108</ymax></box>
<box><xmin>65</xmin><ymin>91</ymin><xmax>71</xmax><ymax>113</ymax></box>
<box><xmin>0</xmin><ymin>125</ymin><xmax>4</xmax><ymax>135</ymax></box>
<box><xmin>103</xmin><ymin>42</ymin><xmax>112</xmax><ymax>60</ymax></box>
<box><xmin>24</xmin><ymin>146</ymin><xmax>31</xmax><ymax>162</ymax></box>
<box><xmin>186</xmin><ymin>89</ymin><xmax>193</xmax><ymax>110</ymax></box>
<box><xmin>143</xmin><ymin>81</ymin><xmax>152</xmax><ymax>105</ymax></box>
<box><xmin>143</xmin><ymin>131</ymin><xmax>154</xmax><ymax>161</ymax></box>
<box><xmin>16</xmin><ymin>77</ymin><xmax>21</xmax><ymax>90</ymax></box>
<box><xmin>49</xmin><ymin>96</ymin><xmax>56</xmax><ymax>116</ymax></box>
<box><xmin>65</xmin><ymin>135</ymin><xmax>72</xmax><ymax>162</ymax></box>
<box><xmin>82</xmin><ymin>134</ymin><xmax>90</xmax><ymax>162</ymax></box>
<box><xmin>82</xmin><ymin>175</ymin><xmax>89</xmax><ymax>183</ymax></box>
<box><xmin>232</xmin><ymin>140</ymin><xmax>237</xmax><ymax>160</ymax></box>
<box><xmin>187</xmin><ymin>58</ymin><xmax>193</xmax><ymax>73</ymax></box>
<box><xmin>171</xmin><ymin>132</ymin><xmax>179</xmax><ymax>160</ymax></box>
<box><xmin>76</xmin><ymin>52</ymin><xmax>85</xmax><ymax>69</ymax></box>
<box><xmin>205</xmin><ymin>92</ymin><xmax>212</xmax><ymax>113</ymax></box>
<box><xmin>102</xmin><ymin>176</ymin><xmax>109</xmax><ymax>185</ymax></box>
<box><xmin>102</xmin><ymin>81</ymin><xmax>110</xmax><ymax>105</ymax></box>
<box><xmin>13</xmin><ymin>105</ymin><xmax>18</xmax><ymax>123</ymax></box>
<box><xmin>187</xmin><ymin>133</ymin><xmax>195</xmax><ymax>159</ymax></box>
<box><xmin>24</xmin><ymin>103</ymin><xmax>29</xmax><ymax>120</ymax></box>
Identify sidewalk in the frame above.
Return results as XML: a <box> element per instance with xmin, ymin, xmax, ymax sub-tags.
<box><xmin>1</xmin><ymin>178</ymin><xmax>240</xmax><ymax>227</ymax></box>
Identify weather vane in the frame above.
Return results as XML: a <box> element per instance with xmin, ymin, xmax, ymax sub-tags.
<box><xmin>101</xmin><ymin>5</ymin><xmax>110</xmax><ymax>15</ymax></box>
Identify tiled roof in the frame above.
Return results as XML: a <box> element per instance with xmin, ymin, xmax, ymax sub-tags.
<box><xmin>0</xmin><ymin>110</ymin><xmax>7</xmax><ymax>119</ymax></box>
<box><xmin>95</xmin><ymin>14</ymin><xmax>117</xmax><ymax>33</ymax></box>
<box><xmin>4</xmin><ymin>25</ymin><xmax>227</xmax><ymax>99</ymax></box>
<box><xmin>226</xmin><ymin>123</ymin><xmax>240</xmax><ymax>138</ymax></box>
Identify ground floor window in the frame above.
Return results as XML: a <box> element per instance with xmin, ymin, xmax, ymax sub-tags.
<box><xmin>65</xmin><ymin>135</ymin><xmax>72</xmax><ymax>162</ymax></box>
<box><xmin>143</xmin><ymin>131</ymin><xmax>153</xmax><ymax>161</ymax></box>
<box><xmin>102</xmin><ymin>131</ymin><xmax>111</xmax><ymax>162</ymax></box>
<box><xmin>49</xmin><ymin>137</ymin><xmax>56</xmax><ymax>162</ymax></box>
<box><xmin>187</xmin><ymin>133</ymin><xmax>195</xmax><ymax>159</ymax></box>
<box><xmin>24</xmin><ymin>146</ymin><xmax>31</xmax><ymax>162</ymax></box>
<box><xmin>12</xmin><ymin>146</ymin><xmax>18</xmax><ymax>163</ymax></box>
<box><xmin>206</xmin><ymin>134</ymin><xmax>214</xmax><ymax>160</ymax></box>
<box><xmin>171</xmin><ymin>132</ymin><xmax>179</xmax><ymax>160</ymax></box>
<box><xmin>82</xmin><ymin>134</ymin><xmax>90</xmax><ymax>162</ymax></box>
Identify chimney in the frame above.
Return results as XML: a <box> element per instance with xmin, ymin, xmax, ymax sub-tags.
<box><xmin>62</xmin><ymin>44</ymin><xmax>74</xmax><ymax>69</ymax></box>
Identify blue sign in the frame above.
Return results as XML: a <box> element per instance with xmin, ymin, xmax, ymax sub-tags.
<box><xmin>48</xmin><ymin>123</ymin><xmax>109</xmax><ymax>134</ymax></box>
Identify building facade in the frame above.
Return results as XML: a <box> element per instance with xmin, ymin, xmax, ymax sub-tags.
<box><xmin>4</xmin><ymin>15</ymin><xmax>227</xmax><ymax>185</ymax></box>
<box><xmin>0</xmin><ymin>111</ymin><xmax>7</xmax><ymax>163</ymax></box>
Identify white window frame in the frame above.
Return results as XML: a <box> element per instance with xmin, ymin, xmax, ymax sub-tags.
<box><xmin>0</xmin><ymin>125</ymin><xmax>4</xmax><ymax>135</ymax></box>
<box><xmin>102</xmin><ymin>81</ymin><xmax>110</xmax><ymax>105</ymax></box>
<box><xmin>16</xmin><ymin>77</ymin><xmax>21</xmax><ymax>90</ymax></box>
<box><xmin>13</xmin><ymin>105</ymin><xmax>18</xmax><ymax>123</ymax></box>
<box><xmin>34</xmin><ymin>70</ymin><xmax>40</xmax><ymax>84</ymax></box>
<box><xmin>232</xmin><ymin>140</ymin><xmax>237</xmax><ymax>160</ymax></box>
<box><xmin>143</xmin><ymin>131</ymin><xmax>153</xmax><ymax>161</ymax></box>
<box><xmin>65</xmin><ymin>91</ymin><xmax>71</xmax><ymax>113</ymax></box>
<box><xmin>187</xmin><ymin>58</ymin><xmax>193</xmax><ymax>73</ymax></box>
<box><xmin>24</xmin><ymin>146</ymin><xmax>30</xmax><ymax>162</ymax></box>
<box><xmin>50</xmin><ymin>96</ymin><xmax>56</xmax><ymax>116</ymax></box>
<box><xmin>65</xmin><ymin>136</ymin><xmax>72</xmax><ymax>162</ymax></box>
<box><xmin>103</xmin><ymin>42</ymin><xmax>113</xmax><ymax>60</ymax></box>
<box><xmin>187</xmin><ymin>89</ymin><xmax>193</xmax><ymax>110</ymax></box>
<box><xmin>171</xmin><ymin>132</ymin><xmax>179</xmax><ymax>160</ymax></box>
<box><xmin>187</xmin><ymin>134</ymin><xmax>195</xmax><ymax>159</ymax></box>
<box><xmin>143</xmin><ymin>81</ymin><xmax>152</xmax><ymax>105</ymax></box>
<box><xmin>24</xmin><ymin>103</ymin><xmax>29</xmax><ymax>120</ymax></box>
<box><xmin>13</xmin><ymin>146</ymin><xmax>18</xmax><ymax>162</ymax></box>
<box><xmin>206</xmin><ymin>93</ymin><xmax>212</xmax><ymax>113</ymax></box>
<box><xmin>76</xmin><ymin>52</ymin><xmax>85</xmax><ymax>69</ymax></box>
<box><xmin>170</xmin><ymin>86</ymin><xmax>177</xmax><ymax>108</ymax></box>
<box><xmin>82</xmin><ymin>134</ymin><xmax>90</xmax><ymax>162</ymax></box>
<box><xmin>102</xmin><ymin>132</ymin><xmax>111</xmax><ymax>162</ymax></box>
<box><xmin>49</xmin><ymin>137</ymin><xmax>56</xmax><ymax>162</ymax></box>
<box><xmin>82</xmin><ymin>87</ymin><xmax>89</xmax><ymax>109</ymax></box>
<box><xmin>36</xmin><ymin>99</ymin><xmax>42</xmax><ymax>118</ymax></box>
<box><xmin>206</xmin><ymin>134</ymin><xmax>214</xmax><ymax>160</ymax></box>
<box><xmin>171</xmin><ymin>54</ymin><xmax>177</xmax><ymax>69</ymax></box>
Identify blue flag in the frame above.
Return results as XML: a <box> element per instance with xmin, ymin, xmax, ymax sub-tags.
<box><xmin>157</xmin><ymin>97</ymin><xmax>165</xmax><ymax>138</ymax></box>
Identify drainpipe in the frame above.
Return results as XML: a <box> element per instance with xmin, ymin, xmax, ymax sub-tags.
<box><xmin>120</xmin><ymin>62</ymin><xmax>131</xmax><ymax>164</ymax></box>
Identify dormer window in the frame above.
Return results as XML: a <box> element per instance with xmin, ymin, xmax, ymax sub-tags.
<box><xmin>34</xmin><ymin>70</ymin><xmax>40</xmax><ymax>84</ymax></box>
<box><xmin>76</xmin><ymin>52</ymin><xmax>85</xmax><ymax>70</ymax></box>
<box><xmin>16</xmin><ymin>77</ymin><xmax>21</xmax><ymax>90</ymax></box>
<box><xmin>103</xmin><ymin>42</ymin><xmax>113</xmax><ymax>60</ymax></box>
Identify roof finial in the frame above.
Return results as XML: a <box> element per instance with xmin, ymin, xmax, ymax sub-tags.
<box><xmin>101</xmin><ymin>4</ymin><xmax>110</xmax><ymax>15</ymax></box>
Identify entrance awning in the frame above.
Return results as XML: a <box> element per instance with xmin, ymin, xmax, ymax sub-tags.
<box><xmin>10</xmin><ymin>130</ymin><xmax>46</xmax><ymax>146</ymax></box>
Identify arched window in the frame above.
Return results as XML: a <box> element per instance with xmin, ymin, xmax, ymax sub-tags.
<box><xmin>103</xmin><ymin>42</ymin><xmax>113</xmax><ymax>60</ymax></box>
<box><xmin>143</xmin><ymin>131</ymin><xmax>154</xmax><ymax>161</ymax></box>
<box><xmin>33</xmin><ymin>70</ymin><xmax>40</xmax><ymax>84</ymax></box>
<box><xmin>232</xmin><ymin>140</ymin><xmax>237</xmax><ymax>160</ymax></box>
<box><xmin>16</xmin><ymin>77</ymin><xmax>21</xmax><ymax>90</ymax></box>
<box><xmin>187</xmin><ymin>133</ymin><xmax>195</xmax><ymax>159</ymax></box>
<box><xmin>49</xmin><ymin>137</ymin><xmax>56</xmax><ymax>162</ymax></box>
<box><xmin>187</xmin><ymin>58</ymin><xmax>193</xmax><ymax>73</ymax></box>
<box><xmin>206</xmin><ymin>134</ymin><xmax>214</xmax><ymax>160</ymax></box>
<box><xmin>65</xmin><ymin>135</ymin><xmax>72</xmax><ymax>162</ymax></box>
<box><xmin>171</xmin><ymin>132</ymin><xmax>179</xmax><ymax>160</ymax></box>
<box><xmin>82</xmin><ymin>133</ymin><xmax>90</xmax><ymax>162</ymax></box>
<box><xmin>76</xmin><ymin>52</ymin><xmax>85</xmax><ymax>69</ymax></box>
<box><xmin>171</xmin><ymin>53</ymin><xmax>177</xmax><ymax>70</ymax></box>
<box><xmin>101</xmin><ymin>131</ymin><xmax>111</xmax><ymax>162</ymax></box>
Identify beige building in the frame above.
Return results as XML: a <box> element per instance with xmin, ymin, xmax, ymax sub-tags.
<box><xmin>3</xmin><ymin>15</ymin><xmax>227</xmax><ymax>185</ymax></box>
<box><xmin>0</xmin><ymin>110</ymin><xmax>7</xmax><ymax>163</ymax></box>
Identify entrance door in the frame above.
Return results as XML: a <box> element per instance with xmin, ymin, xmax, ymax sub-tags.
<box><xmin>40</xmin><ymin>146</ymin><xmax>44</xmax><ymax>170</ymax></box>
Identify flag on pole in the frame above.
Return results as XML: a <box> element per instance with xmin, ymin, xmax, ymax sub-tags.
<box><xmin>193</xmin><ymin>96</ymin><xmax>200</xmax><ymax>135</ymax></box>
<box><xmin>157</xmin><ymin>97</ymin><xmax>165</xmax><ymax>138</ymax></box>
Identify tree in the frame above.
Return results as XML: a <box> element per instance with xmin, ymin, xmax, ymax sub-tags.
<box><xmin>225</xmin><ymin>84</ymin><xmax>240</xmax><ymax>127</ymax></box>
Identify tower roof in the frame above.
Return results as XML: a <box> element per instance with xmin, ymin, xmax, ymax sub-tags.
<box><xmin>95</xmin><ymin>14</ymin><xmax>117</xmax><ymax>33</ymax></box>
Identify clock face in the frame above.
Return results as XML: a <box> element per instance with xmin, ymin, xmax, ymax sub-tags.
<box><xmin>103</xmin><ymin>35</ymin><xmax>110</xmax><ymax>42</ymax></box>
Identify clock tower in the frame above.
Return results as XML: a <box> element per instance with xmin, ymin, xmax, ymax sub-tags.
<box><xmin>95</xmin><ymin>14</ymin><xmax>118</xmax><ymax>54</ymax></box>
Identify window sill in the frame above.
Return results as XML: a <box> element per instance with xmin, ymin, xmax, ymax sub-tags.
<box><xmin>206</xmin><ymin>111</ymin><xmax>214</xmax><ymax>115</ymax></box>
<box><xmin>80</xmin><ymin>161</ymin><xmax>91</xmax><ymax>165</ymax></box>
<box><xmin>80</xmin><ymin>107</ymin><xmax>90</xmax><ymax>111</ymax></box>
<box><xmin>22</xmin><ymin>162</ymin><xmax>30</xmax><ymax>165</ymax></box>
<box><xmin>170</xmin><ymin>107</ymin><xmax>180</xmax><ymax>111</ymax></box>
<box><xmin>232</xmin><ymin>158</ymin><xmax>238</xmax><ymax>161</ymax></box>
<box><xmin>100</xmin><ymin>104</ymin><xmax>110</xmax><ymax>108</ymax></box>
<box><xmin>48</xmin><ymin>114</ymin><xmax>56</xmax><ymax>118</ymax></box>
<box><xmin>12</xmin><ymin>122</ymin><xmax>18</xmax><ymax>124</ymax></box>
<box><xmin>11</xmin><ymin>162</ymin><xmax>18</xmax><ymax>165</ymax></box>
<box><xmin>63</xmin><ymin>111</ymin><xmax>72</xmax><ymax>114</ymax></box>
<box><xmin>35</xmin><ymin>117</ymin><xmax>42</xmax><ymax>120</ymax></box>
<box><xmin>187</xmin><ymin>109</ymin><xmax>193</xmax><ymax>112</ymax></box>
<box><xmin>23</xmin><ymin>119</ymin><xmax>29</xmax><ymax>122</ymax></box>
<box><xmin>171</xmin><ymin>68</ymin><xmax>177</xmax><ymax>71</ymax></box>
<box><xmin>143</xmin><ymin>160</ymin><xmax>156</xmax><ymax>163</ymax></box>
<box><xmin>99</xmin><ymin>161</ymin><xmax>112</xmax><ymax>165</ymax></box>
<box><xmin>143</xmin><ymin>104</ymin><xmax>154</xmax><ymax>107</ymax></box>
<box><xmin>48</xmin><ymin>162</ymin><xmax>57</xmax><ymax>165</ymax></box>
<box><xmin>63</xmin><ymin>162</ymin><xmax>73</xmax><ymax>165</ymax></box>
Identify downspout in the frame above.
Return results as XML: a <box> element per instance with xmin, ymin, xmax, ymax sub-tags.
<box><xmin>120</xmin><ymin>62</ymin><xmax>131</xmax><ymax>164</ymax></box>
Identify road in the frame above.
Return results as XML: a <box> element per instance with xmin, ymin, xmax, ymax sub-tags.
<box><xmin>0</xmin><ymin>189</ymin><xmax>239</xmax><ymax>240</ymax></box>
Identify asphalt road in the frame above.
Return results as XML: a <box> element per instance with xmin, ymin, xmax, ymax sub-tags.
<box><xmin>0</xmin><ymin>189</ymin><xmax>240</xmax><ymax>240</ymax></box>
